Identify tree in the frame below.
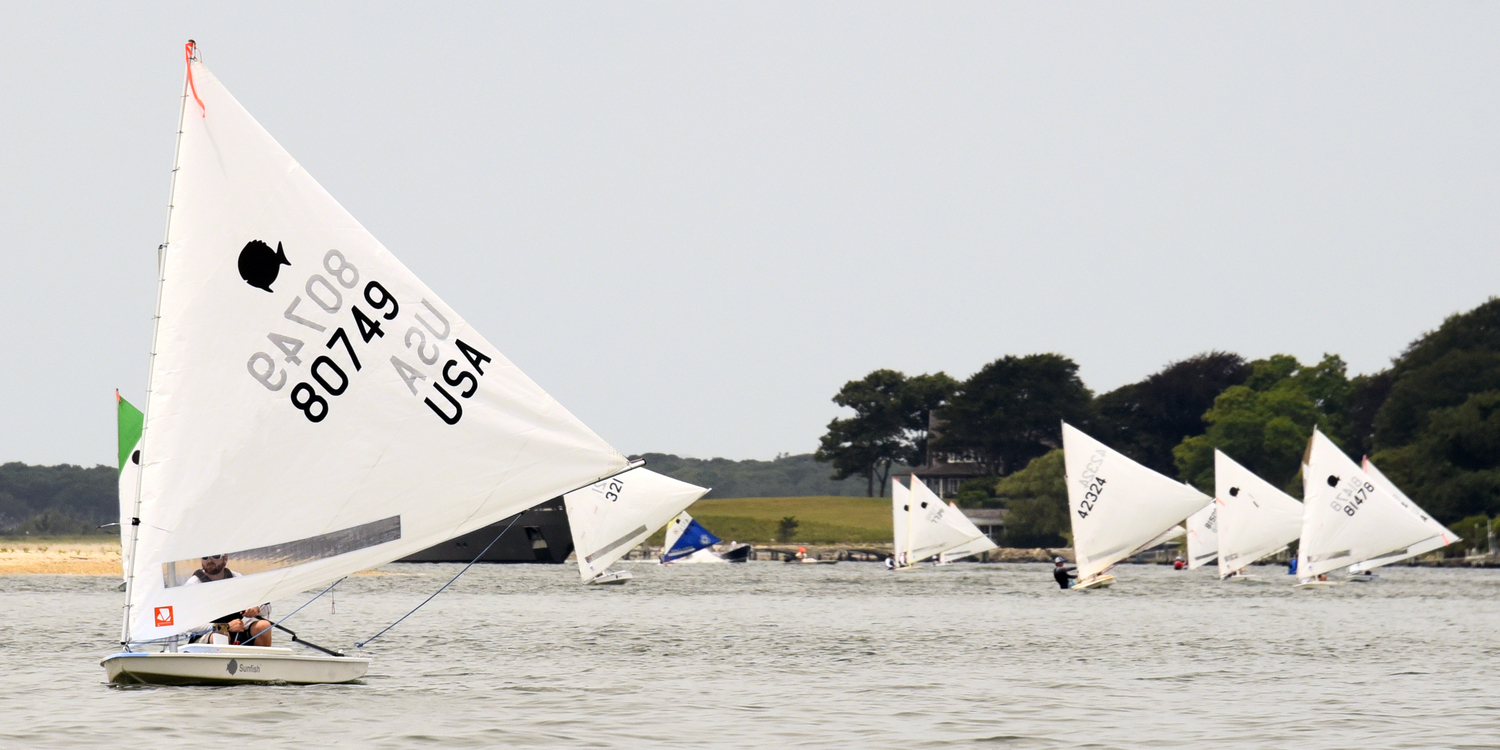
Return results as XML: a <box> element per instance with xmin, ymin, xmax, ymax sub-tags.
<box><xmin>933</xmin><ymin>354</ymin><xmax>1092</xmax><ymax>476</ymax></box>
<box><xmin>778</xmin><ymin>516</ymin><xmax>800</xmax><ymax>542</ymax></box>
<box><xmin>1092</xmin><ymin>351</ymin><xmax>1250</xmax><ymax>475</ymax></box>
<box><xmin>1370</xmin><ymin>391</ymin><xmax>1500</xmax><ymax>523</ymax></box>
<box><xmin>991</xmin><ymin>449</ymin><xmax>1069</xmax><ymax>548</ymax></box>
<box><xmin>815</xmin><ymin>370</ymin><xmax>957</xmax><ymax>496</ymax></box>
<box><xmin>1173</xmin><ymin>354</ymin><xmax>1352</xmax><ymax>493</ymax></box>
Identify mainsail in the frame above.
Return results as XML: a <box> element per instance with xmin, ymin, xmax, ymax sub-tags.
<box><xmin>564</xmin><ymin>468</ymin><xmax>708</xmax><ymax>582</ymax></box>
<box><xmin>1185</xmin><ymin>502</ymin><xmax>1219</xmax><ymax>570</ymax></box>
<box><xmin>1347</xmin><ymin>457</ymin><xmax>1457</xmax><ymax>572</ymax></box>
<box><xmin>661</xmin><ymin>512</ymin><xmax>721</xmax><ymax>561</ymax></box>
<box><xmin>891</xmin><ymin>476</ymin><xmax>911</xmax><ymax>563</ymax></box>
<box><xmin>1296</xmin><ymin>430</ymin><xmax>1437</xmax><ymax>579</ymax></box>
<box><xmin>1213</xmin><ymin>450</ymin><xmax>1302</xmax><ymax>579</ymax></box>
<box><xmin>122</xmin><ymin>49</ymin><xmax>629</xmax><ymax>643</ymax></box>
<box><xmin>1062</xmin><ymin>422</ymin><xmax>1211</xmax><ymax>581</ymax></box>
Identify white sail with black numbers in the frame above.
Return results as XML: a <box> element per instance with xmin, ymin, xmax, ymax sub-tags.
<box><xmin>1346</xmin><ymin>457</ymin><xmax>1457</xmax><ymax>573</ymax></box>
<box><xmin>1185</xmin><ymin>502</ymin><xmax>1218</xmax><ymax>570</ymax></box>
<box><xmin>123</xmin><ymin>55</ymin><xmax>628</xmax><ymax>642</ymax></box>
<box><xmin>1214</xmin><ymin>450</ymin><xmax>1302</xmax><ymax>579</ymax></box>
<box><xmin>1296</xmin><ymin>430</ymin><xmax>1436</xmax><ymax>579</ymax></box>
<box><xmin>565</xmin><ymin>468</ymin><xmax>708</xmax><ymax>582</ymax></box>
<box><xmin>1062</xmin><ymin>423</ymin><xmax>1211</xmax><ymax>581</ymax></box>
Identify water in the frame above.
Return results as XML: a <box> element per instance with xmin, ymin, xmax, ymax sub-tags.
<box><xmin>2</xmin><ymin>562</ymin><xmax>1497</xmax><ymax>748</ymax></box>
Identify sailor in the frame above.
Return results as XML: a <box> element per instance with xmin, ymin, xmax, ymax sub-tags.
<box><xmin>182</xmin><ymin>553</ymin><xmax>272</xmax><ymax>646</ymax></box>
<box><xmin>884</xmin><ymin>555</ymin><xmax>895</xmax><ymax>570</ymax></box>
<box><xmin>1173</xmin><ymin>555</ymin><xmax>1186</xmax><ymax>570</ymax></box>
<box><xmin>1052</xmin><ymin>557</ymin><xmax>1077</xmax><ymax>589</ymax></box>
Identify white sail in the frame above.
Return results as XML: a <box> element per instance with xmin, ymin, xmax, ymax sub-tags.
<box><xmin>891</xmin><ymin>477</ymin><xmax>911</xmax><ymax>563</ymax></box>
<box><xmin>565</xmin><ymin>468</ymin><xmax>708</xmax><ymax>582</ymax></box>
<box><xmin>1063</xmin><ymin>423</ymin><xmax>1211</xmax><ymax>581</ymax></box>
<box><xmin>662</xmin><ymin>512</ymin><xmax>693</xmax><ymax>554</ymax></box>
<box><xmin>1214</xmin><ymin>450</ymin><xmax>1303</xmax><ymax>579</ymax></box>
<box><xmin>937</xmin><ymin>502</ymin><xmax>998</xmax><ymax>562</ymax></box>
<box><xmin>1130</xmin><ymin>524</ymin><xmax>1185</xmax><ymax>557</ymax></box>
<box><xmin>905</xmin><ymin>476</ymin><xmax>984</xmax><ymax>562</ymax></box>
<box><xmin>123</xmin><ymin>55</ymin><xmax>629</xmax><ymax>642</ymax></box>
<box><xmin>1296</xmin><ymin>430</ymin><xmax>1436</xmax><ymax>579</ymax></box>
<box><xmin>1347</xmin><ymin>457</ymin><xmax>1458</xmax><ymax>572</ymax></box>
<box><xmin>1185</xmin><ymin>502</ymin><xmax>1219</xmax><ymax>569</ymax></box>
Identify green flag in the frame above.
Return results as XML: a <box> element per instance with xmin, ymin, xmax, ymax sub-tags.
<box><xmin>117</xmin><ymin>391</ymin><xmax>144</xmax><ymax>471</ymax></box>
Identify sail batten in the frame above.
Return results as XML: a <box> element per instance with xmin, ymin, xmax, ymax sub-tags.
<box><xmin>124</xmin><ymin>51</ymin><xmax>628</xmax><ymax>642</ymax></box>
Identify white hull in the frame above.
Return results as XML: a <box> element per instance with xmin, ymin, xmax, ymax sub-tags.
<box><xmin>102</xmin><ymin>645</ymin><xmax>368</xmax><ymax>685</ymax></box>
<box><xmin>586</xmin><ymin>570</ymin><xmax>634</xmax><ymax>585</ymax></box>
<box><xmin>1072</xmin><ymin>574</ymin><xmax>1115</xmax><ymax>590</ymax></box>
<box><xmin>1293</xmin><ymin>580</ymin><xmax>1345</xmax><ymax>589</ymax></box>
<box><xmin>1344</xmin><ymin>572</ymin><xmax>1379</xmax><ymax>582</ymax></box>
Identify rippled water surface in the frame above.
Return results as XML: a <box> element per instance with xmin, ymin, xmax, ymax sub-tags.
<box><xmin>2</xmin><ymin>562</ymin><xmax>1498</xmax><ymax>748</ymax></box>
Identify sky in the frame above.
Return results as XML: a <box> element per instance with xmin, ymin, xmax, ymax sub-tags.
<box><xmin>2</xmin><ymin>2</ymin><xmax>1497</xmax><ymax>466</ymax></box>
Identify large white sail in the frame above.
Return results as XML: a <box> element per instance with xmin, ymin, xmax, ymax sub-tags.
<box><xmin>123</xmin><ymin>53</ymin><xmax>629</xmax><ymax>642</ymax></box>
<box><xmin>1296</xmin><ymin>430</ymin><xmax>1436</xmax><ymax>579</ymax></box>
<box><xmin>1185</xmin><ymin>502</ymin><xmax>1219</xmax><ymax>570</ymax></box>
<box><xmin>1214</xmin><ymin>450</ymin><xmax>1302</xmax><ymax>579</ymax></box>
<box><xmin>565</xmin><ymin>468</ymin><xmax>708</xmax><ymax>582</ymax></box>
<box><xmin>1063</xmin><ymin>423</ymin><xmax>1211</xmax><ymax>581</ymax></box>
<box><xmin>1347</xmin><ymin>458</ymin><xmax>1457</xmax><ymax>572</ymax></box>
<box><xmin>905</xmin><ymin>476</ymin><xmax>983</xmax><ymax>562</ymax></box>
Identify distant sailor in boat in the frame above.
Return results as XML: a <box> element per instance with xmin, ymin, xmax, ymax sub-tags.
<box><xmin>1173</xmin><ymin>556</ymin><xmax>1186</xmax><ymax>571</ymax></box>
<box><xmin>1053</xmin><ymin>557</ymin><xmax>1077</xmax><ymax>589</ymax></box>
<box><xmin>884</xmin><ymin>555</ymin><xmax>895</xmax><ymax>570</ymax></box>
<box><xmin>183</xmin><ymin>553</ymin><xmax>272</xmax><ymax>646</ymax></box>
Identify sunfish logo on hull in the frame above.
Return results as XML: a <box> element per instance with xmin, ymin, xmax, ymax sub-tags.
<box><xmin>238</xmin><ymin>240</ymin><xmax>290</xmax><ymax>292</ymax></box>
<box><xmin>226</xmin><ymin>658</ymin><xmax>238</xmax><ymax>676</ymax></box>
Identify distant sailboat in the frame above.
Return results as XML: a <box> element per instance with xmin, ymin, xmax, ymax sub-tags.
<box><xmin>1185</xmin><ymin>502</ymin><xmax>1219</xmax><ymax>570</ymax></box>
<box><xmin>1345</xmin><ymin>457</ymin><xmax>1458</xmax><ymax>578</ymax></box>
<box><xmin>103</xmin><ymin>42</ymin><xmax>633</xmax><ymax>685</ymax></box>
<box><xmin>1295</xmin><ymin>430</ymin><xmax>1439</xmax><ymax>588</ymax></box>
<box><xmin>1062</xmin><ymin>423</ymin><xmax>1211</xmax><ymax>588</ymax></box>
<box><xmin>564</xmin><ymin>468</ymin><xmax>708</xmax><ymax>584</ymax></box>
<box><xmin>1214</xmin><ymin>450</ymin><xmax>1302</xmax><ymax>580</ymax></box>
<box><xmin>891</xmin><ymin>476</ymin><xmax>994</xmax><ymax>567</ymax></box>
<box><xmin>661</xmin><ymin>512</ymin><xmax>727</xmax><ymax>564</ymax></box>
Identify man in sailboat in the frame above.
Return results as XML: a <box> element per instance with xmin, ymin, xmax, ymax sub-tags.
<box><xmin>183</xmin><ymin>553</ymin><xmax>272</xmax><ymax>646</ymax></box>
<box><xmin>1053</xmin><ymin>557</ymin><xmax>1077</xmax><ymax>589</ymax></box>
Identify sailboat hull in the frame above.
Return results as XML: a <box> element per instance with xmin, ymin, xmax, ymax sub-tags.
<box><xmin>1293</xmin><ymin>580</ymin><xmax>1344</xmax><ymax>589</ymax></box>
<box><xmin>102</xmin><ymin>646</ymin><xmax>368</xmax><ymax>685</ymax></box>
<box><xmin>585</xmin><ymin>570</ymin><xmax>633</xmax><ymax>585</ymax></box>
<box><xmin>1072</xmin><ymin>574</ymin><xmax>1115</xmax><ymax>590</ymax></box>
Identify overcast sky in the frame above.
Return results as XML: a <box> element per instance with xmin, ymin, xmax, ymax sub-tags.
<box><xmin>2</xmin><ymin>2</ymin><xmax>1497</xmax><ymax>466</ymax></box>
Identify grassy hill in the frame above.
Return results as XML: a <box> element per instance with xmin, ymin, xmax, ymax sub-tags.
<box><xmin>653</xmin><ymin>495</ymin><xmax>892</xmax><ymax>545</ymax></box>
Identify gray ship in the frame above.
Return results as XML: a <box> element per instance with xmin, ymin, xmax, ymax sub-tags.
<box><xmin>398</xmin><ymin>496</ymin><xmax>574</xmax><ymax>563</ymax></box>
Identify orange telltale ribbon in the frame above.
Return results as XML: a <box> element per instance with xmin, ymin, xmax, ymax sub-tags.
<box><xmin>185</xmin><ymin>40</ymin><xmax>205</xmax><ymax>117</ymax></box>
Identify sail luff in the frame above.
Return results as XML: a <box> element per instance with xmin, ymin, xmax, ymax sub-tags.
<box><xmin>120</xmin><ymin>42</ymin><xmax>196</xmax><ymax>646</ymax></box>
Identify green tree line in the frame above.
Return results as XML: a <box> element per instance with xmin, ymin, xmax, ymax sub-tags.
<box><xmin>817</xmin><ymin>298</ymin><xmax>1500</xmax><ymax>547</ymax></box>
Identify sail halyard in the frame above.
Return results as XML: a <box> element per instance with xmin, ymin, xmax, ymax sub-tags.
<box><xmin>120</xmin><ymin>41</ymin><xmax>198</xmax><ymax>646</ymax></box>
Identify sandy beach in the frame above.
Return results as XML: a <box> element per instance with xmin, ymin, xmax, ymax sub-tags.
<box><xmin>0</xmin><ymin>540</ymin><xmax>122</xmax><ymax>575</ymax></box>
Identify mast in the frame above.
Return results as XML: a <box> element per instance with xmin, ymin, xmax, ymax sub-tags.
<box><xmin>121</xmin><ymin>40</ymin><xmax>197</xmax><ymax>646</ymax></box>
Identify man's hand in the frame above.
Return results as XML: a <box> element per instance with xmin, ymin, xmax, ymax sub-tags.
<box><xmin>241</xmin><ymin>605</ymin><xmax>261</xmax><ymax>618</ymax></box>
<box><xmin>228</xmin><ymin>619</ymin><xmax>246</xmax><ymax>633</ymax></box>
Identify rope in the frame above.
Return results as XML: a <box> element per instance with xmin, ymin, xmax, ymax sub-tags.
<box><xmin>355</xmin><ymin>514</ymin><xmax>522</xmax><ymax>649</ymax></box>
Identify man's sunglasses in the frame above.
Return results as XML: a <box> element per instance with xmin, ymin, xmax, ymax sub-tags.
<box><xmin>201</xmin><ymin>554</ymin><xmax>224</xmax><ymax>560</ymax></box>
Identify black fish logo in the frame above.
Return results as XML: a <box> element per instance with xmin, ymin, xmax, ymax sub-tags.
<box><xmin>226</xmin><ymin>658</ymin><xmax>239</xmax><ymax>676</ymax></box>
<box><xmin>1326</xmin><ymin>475</ymin><xmax>1340</xmax><ymax>487</ymax></box>
<box><xmin>1228</xmin><ymin>487</ymin><xmax>1240</xmax><ymax>497</ymax></box>
<box><xmin>238</xmin><ymin>240</ymin><xmax>290</xmax><ymax>292</ymax></box>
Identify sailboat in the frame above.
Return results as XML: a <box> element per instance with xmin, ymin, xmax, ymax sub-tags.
<box><xmin>937</xmin><ymin>503</ymin><xmax>1001</xmax><ymax>564</ymax></box>
<box><xmin>1213</xmin><ymin>450</ymin><xmax>1303</xmax><ymax>580</ymax></box>
<box><xmin>1061</xmin><ymin>423</ymin><xmax>1211</xmax><ymax>589</ymax></box>
<box><xmin>102</xmin><ymin>42</ymin><xmax>634</xmax><ymax>685</ymax></box>
<box><xmin>564</xmin><ymin>468</ymin><xmax>709</xmax><ymax>584</ymax></box>
<box><xmin>1295</xmin><ymin>430</ymin><xmax>1441</xmax><ymax>588</ymax></box>
<box><xmin>660</xmin><ymin>512</ymin><xmax>727</xmax><ymax>563</ymax></box>
<box><xmin>1184</xmin><ymin>502</ymin><xmax>1218</xmax><ymax>570</ymax></box>
<box><xmin>890</xmin><ymin>476</ymin><xmax>994</xmax><ymax>568</ymax></box>
<box><xmin>1345</xmin><ymin>457</ymin><xmax>1458</xmax><ymax>580</ymax></box>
